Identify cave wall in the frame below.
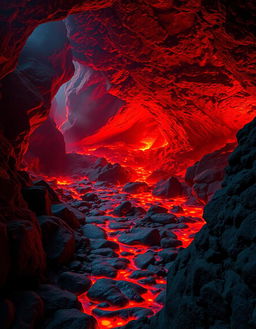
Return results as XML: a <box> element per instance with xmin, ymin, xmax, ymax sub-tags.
<box><xmin>147</xmin><ymin>117</ymin><xmax>256</xmax><ymax>329</ymax></box>
<box><xmin>0</xmin><ymin>0</ymin><xmax>116</xmax><ymax>290</ymax></box>
<box><xmin>65</xmin><ymin>0</ymin><xmax>256</xmax><ymax>166</ymax></box>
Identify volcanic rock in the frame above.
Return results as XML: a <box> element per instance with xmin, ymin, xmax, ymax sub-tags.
<box><xmin>153</xmin><ymin>177</ymin><xmax>184</xmax><ymax>198</ymax></box>
<box><xmin>113</xmin><ymin>201</ymin><xmax>133</xmax><ymax>216</ymax></box>
<box><xmin>134</xmin><ymin>251</ymin><xmax>155</xmax><ymax>269</ymax></box>
<box><xmin>87</xmin><ymin>279</ymin><xmax>128</xmax><ymax>307</ymax></box>
<box><xmin>158</xmin><ymin>249</ymin><xmax>178</xmax><ymax>263</ymax></box>
<box><xmin>89</xmin><ymin>238</ymin><xmax>119</xmax><ymax>250</ymax></box>
<box><xmin>51</xmin><ymin>204</ymin><xmax>83</xmax><ymax>229</ymax></box>
<box><xmin>38</xmin><ymin>216</ymin><xmax>75</xmax><ymax>265</ymax></box>
<box><xmin>147</xmin><ymin>205</ymin><xmax>168</xmax><ymax>215</ymax></box>
<box><xmin>160</xmin><ymin>238</ymin><xmax>182</xmax><ymax>248</ymax></box>
<box><xmin>58</xmin><ymin>272</ymin><xmax>92</xmax><ymax>295</ymax></box>
<box><xmin>118</xmin><ymin>228</ymin><xmax>161</xmax><ymax>246</ymax></box>
<box><xmin>45</xmin><ymin>309</ymin><xmax>96</xmax><ymax>329</ymax></box>
<box><xmin>123</xmin><ymin>182</ymin><xmax>150</xmax><ymax>194</ymax></box>
<box><xmin>82</xmin><ymin>224</ymin><xmax>106</xmax><ymax>239</ymax></box>
<box><xmin>150</xmin><ymin>213</ymin><xmax>177</xmax><ymax>224</ymax></box>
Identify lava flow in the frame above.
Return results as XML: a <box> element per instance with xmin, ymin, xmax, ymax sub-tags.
<box><xmin>48</xmin><ymin>175</ymin><xmax>204</xmax><ymax>329</ymax></box>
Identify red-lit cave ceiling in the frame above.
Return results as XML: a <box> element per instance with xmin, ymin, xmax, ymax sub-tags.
<box><xmin>53</xmin><ymin>0</ymin><xmax>256</xmax><ymax>176</ymax></box>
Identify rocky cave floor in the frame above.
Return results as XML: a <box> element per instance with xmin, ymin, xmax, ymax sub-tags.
<box><xmin>25</xmin><ymin>171</ymin><xmax>204</xmax><ymax>329</ymax></box>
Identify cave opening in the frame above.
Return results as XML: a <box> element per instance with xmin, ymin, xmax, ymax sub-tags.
<box><xmin>1</xmin><ymin>1</ymin><xmax>256</xmax><ymax>329</ymax></box>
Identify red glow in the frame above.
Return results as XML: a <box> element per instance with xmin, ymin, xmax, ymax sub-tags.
<box><xmin>46</xmin><ymin>175</ymin><xmax>204</xmax><ymax>329</ymax></box>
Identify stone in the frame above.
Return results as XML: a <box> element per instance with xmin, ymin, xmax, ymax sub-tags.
<box><xmin>91</xmin><ymin>263</ymin><xmax>117</xmax><ymax>278</ymax></box>
<box><xmin>82</xmin><ymin>193</ymin><xmax>99</xmax><ymax>202</ymax></box>
<box><xmin>58</xmin><ymin>272</ymin><xmax>92</xmax><ymax>295</ymax></box>
<box><xmin>37</xmin><ymin>284</ymin><xmax>81</xmax><ymax>313</ymax></box>
<box><xmin>45</xmin><ymin>309</ymin><xmax>96</xmax><ymax>329</ymax></box>
<box><xmin>160</xmin><ymin>238</ymin><xmax>182</xmax><ymax>248</ymax></box>
<box><xmin>115</xmin><ymin>281</ymin><xmax>147</xmax><ymax>302</ymax></box>
<box><xmin>123</xmin><ymin>182</ymin><xmax>149</xmax><ymax>194</ymax></box>
<box><xmin>118</xmin><ymin>228</ymin><xmax>161</xmax><ymax>246</ymax></box>
<box><xmin>89</xmin><ymin>238</ymin><xmax>119</xmax><ymax>250</ymax></box>
<box><xmin>158</xmin><ymin>249</ymin><xmax>178</xmax><ymax>263</ymax></box>
<box><xmin>147</xmin><ymin>205</ymin><xmax>168</xmax><ymax>215</ymax></box>
<box><xmin>51</xmin><ymin>204</ymin><xmax>83</xmax><ymax>228</ymax></box>
<box><xmin>38</xmin><ymin>216</ymin><xmax>75</xmax><ymax>265</ymax></box>
<box><xmin>113</xmin><ymin>201</ymin><xmax>133</xmax><ymax>216</ymax></box>
<box><xmin>150</xmin><ymin>213</ymin><xmax>177</xmax><ymax>224</ymax></box>
<box><xmin>134</xmin><ymin>252</ymin><xmax>155</xmax><ymax>269</ymax></box>
<box><xmin>87</xmin><ymin>279</ymin><xmax>128</xmax><ymax>307</ymax></box>
<box><xmin>153</xmin><ymin>177</ymin><xmax>184</xmax><ymax>198</ymax></box>
<box><xmin>82</xmin><ymin>224</ymin><xmax>106</xmax><ymax>239</ymax></box>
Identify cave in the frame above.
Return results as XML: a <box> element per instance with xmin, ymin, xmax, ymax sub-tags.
<box><xmin>1</xmin><ymin>1</ymin><xmax>256</xmax><ymax>329</ymax></box>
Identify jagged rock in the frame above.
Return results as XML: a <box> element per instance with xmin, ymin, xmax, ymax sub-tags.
<box><xmin>134</xmin><ymin>252</ymin><xmax>155</xmax><ymax>269</ymax></box>
<box><xmin>33</xmin><ymin>180</ymin><xmax>60</xmax><ymax>204</ymax></box>
<box><xmin>58</xmin><ymin>272</ymin><xmax>92</xmax><ymax>295</ymax></box>
<box><xmin>38</xmin><ymin>216</ymin><xmax>75</xmax><ymax>265</ymax></box>
<box><xmin>123</xmin><ymin>182</ymin><xmax>149</xmax><ymax>194</ymax></box>
<box><xmin>153</xmin><ymin>177</ymin><xmax>184</xmax><ymax>198</ymax></box>
<box><xmin>51</xmin><ymin>204</ymin><xmax>82</xmax><ymax>229</ymax></box>
<box><xmin>45</xmin><ymin>309</ymin><xmax>96</xmax><ymax>329</ymax></box>
<box><xmin>82</xmin><ymin>224</ymin><xmax>106</xmax><ymax>239</ymax></box>
<box><xmin>113</xmin><ymin>201</ymin><xmax>133</xmax><ymax>216</ymax></box>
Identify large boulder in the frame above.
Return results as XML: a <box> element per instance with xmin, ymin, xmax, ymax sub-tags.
<box><xmin>38</xmin><ymin>216</ymin><xmax>75</xmax><ymax>265</ymax></box>
<box><xmin>152</xmin><ymin>177</ymin><xmax>184</xmax><ymax>198</ymax></box>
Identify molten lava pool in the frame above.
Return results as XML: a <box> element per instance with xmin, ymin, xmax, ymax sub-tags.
<box><xmin>49</xmin><ymin>176</ymin><xmax>204</xmax><ymax>329</ymax></box>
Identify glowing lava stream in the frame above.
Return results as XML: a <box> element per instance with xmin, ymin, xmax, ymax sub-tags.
<box><xmin>51</xmin><ymin>177</ymin><xmax>204</xmax><ymax>329</ymax></box>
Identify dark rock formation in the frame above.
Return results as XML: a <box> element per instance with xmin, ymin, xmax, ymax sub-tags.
<box><xmin>147</xmin><ymin>118</ymin><xmax>256</xmax><ymax>329</ymax></box>
<box><xmin>185</xmin><ymin>143</ymin><xmax>235</xmax><ymax>204</ymax></box>
<box><xmin>153</xmin><ymin>177</ymin><xmax>184</xmax><ymax>198</ymax></box>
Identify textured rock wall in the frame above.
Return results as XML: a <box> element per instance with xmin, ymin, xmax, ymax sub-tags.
<box><xmin>65</xmin><ymin>0</ymin><xmax>256</xmax><ymax>164</ymax></box>
<box><xmin>146</xmin><ymin>117</ymin><xmax>256</xmax><ymax>329</ymax></box>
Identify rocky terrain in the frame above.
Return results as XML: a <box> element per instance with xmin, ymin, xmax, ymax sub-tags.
<box><xmin>0</xmin><ymin>1</ymin><xmax>256</xmax><ymax>329</ymax></box>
